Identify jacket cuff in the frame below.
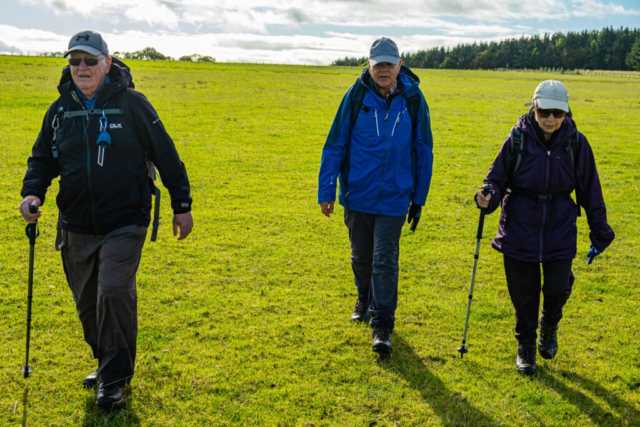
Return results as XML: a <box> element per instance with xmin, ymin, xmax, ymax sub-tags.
<box><xmin>172</xmin><ymin>199</ymin><xmax>192</xmax><ymax>214</ymax></box>
<box><xmin>318</xmin><ymin>193</ymin><xmax>335</xmax><ymax>204</ymax></box>
<box><xmin>412</xmin><ymin>195</ymin><xmax>427</xmax><ymax>206</ymax></box>
<box><xmin>21</xmin><ymin>189</ymin><xmax>46</xmax><ymax>206</ymax></box>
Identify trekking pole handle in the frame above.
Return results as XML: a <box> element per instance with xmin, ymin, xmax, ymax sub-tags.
<box><xmin>476</xmin><ymin>185</ymin><xmax>490</xmax><ymax>240</ymax></box>
<box><xmin>26</xmin><ymin>205</ymin><xmax>39</xmax><ymax>245</ymax></box>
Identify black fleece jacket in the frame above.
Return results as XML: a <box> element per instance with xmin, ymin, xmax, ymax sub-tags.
<box><xmin>22</xmin><ymin>58</ymin><xmax>192</xmax><ymax>235</ymax></box>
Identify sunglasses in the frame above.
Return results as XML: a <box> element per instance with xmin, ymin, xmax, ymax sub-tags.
<box><xmin>68</xmin><ymin>56</ymin><xmax>106</xmax><ymax>67</ymax></box>
<box><xmin>535</xmin><ymin>107</ymin><xmax>566</xmax><ymax>119</ymax></box>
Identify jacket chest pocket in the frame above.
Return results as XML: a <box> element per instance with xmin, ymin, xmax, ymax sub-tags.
<box><xmin>549</xmin><ymin>149</ymin><xmax>577</xmax><ymax>193</ymax></box>
<box><xmin>55</xmin><ymin>118</ymin><xmax>85</xmax><ymax>161</ymax></box>
<box><xmin>353</xmin><ymin>107</ymin><xmax>382</xmax><ymax>140</ymax></box>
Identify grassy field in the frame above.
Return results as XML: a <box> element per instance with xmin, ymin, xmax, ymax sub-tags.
<box><xmin>1</xmin><ymin>56</ymin><xmax>639</xmax><ymax>426</ymax></box>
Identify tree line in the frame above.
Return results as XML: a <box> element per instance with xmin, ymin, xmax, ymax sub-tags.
<box><xmin>332</xmin><ymin>27</ymin><xmax>640</xmax><ymax>71</ymax></box>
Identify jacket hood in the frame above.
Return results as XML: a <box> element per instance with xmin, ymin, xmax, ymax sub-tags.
<box><xmin>515</xmin><ymin>108</ymin><xmax>576</xmax><ymax>147</ymax></box>
<box><xmin>358</xmin><ymin>65</ymin><xmax>420</xmax><ymax>93</ymax></box>
<box><xmin>58</xmin><ymin>57</ymin><xmax>134</xmax><ymax>101</ymax></box>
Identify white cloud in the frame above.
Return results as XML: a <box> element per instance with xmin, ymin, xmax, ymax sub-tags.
<box><xmin>124</xmin><ymin>3</ymin><xmax>180</xmax><ymax>29</ymax></box>
<box><xmin>19</xmin><ymin>0</ymin><xmax>639</xmax><ymax>32</ymax></box>
<box><xmin>6</xmin><ymin>1</ymin><xmax>639</xmax><ymax>62</ymax></box>
<box><xmin>571</xmin><ymin>0</ymin><xmax>640</xmax><ymax>17</ymax></box>
<box><xmin>0</xmin><ymin>25</ymin><xmax>67</xmax><ymax>53</ymax></box>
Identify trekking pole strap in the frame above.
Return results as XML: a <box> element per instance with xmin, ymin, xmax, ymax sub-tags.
<box><xmin>150</xmin><ymin>186</ymin><xmax>161</xmax><ymax>242</ymax></box>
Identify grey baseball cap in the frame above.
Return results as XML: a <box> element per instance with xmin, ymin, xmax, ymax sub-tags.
<box><xmin>527</xmin><ymin>79</ymin><xmax>569</xmax><ymax>112</ymax></box>
<box><xmin>369</xmin><ymin>37</ymin><xmax>399</xmax><ymax>66</ymax></box>
<box><xmin>63</xmin><ymin>30</ymin><xmax>109</xmax><ymax>57</ymax></box>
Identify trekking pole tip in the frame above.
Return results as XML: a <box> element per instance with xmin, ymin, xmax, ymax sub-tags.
<box><xmin>457</xmin><ymin>345</ymin><xmax>468</xmax><ymax>359</ymax></box>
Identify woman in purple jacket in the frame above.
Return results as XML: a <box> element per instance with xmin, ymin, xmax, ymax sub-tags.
<box><xmin>475</xmin><ymin>80</ymin><xmax>614</xmax><ymax>376</ymax></box>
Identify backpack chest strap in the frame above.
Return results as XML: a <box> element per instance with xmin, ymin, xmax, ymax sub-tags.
<box><xmin>63</xmin><ymin>108</ymin><xmax>124</xmax><ymax>119</ymax></box>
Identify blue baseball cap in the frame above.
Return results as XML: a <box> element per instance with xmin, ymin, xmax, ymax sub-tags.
<box><xmin>369</xmin><ymin>37</ymin><xmax>399</xmax><ymax>66</ymax></box>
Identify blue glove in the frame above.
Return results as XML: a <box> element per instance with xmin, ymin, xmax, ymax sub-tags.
<box><xmin>587</xmin><ymin>244</ymin><xmax>604</xmax><ymax>264</ymax></box>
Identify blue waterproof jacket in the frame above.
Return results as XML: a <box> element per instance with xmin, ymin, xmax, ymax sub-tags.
<box><xmin>318</xmin><ymin>67</ymin><xmax>434</xmax><ymax>216</ymax></box>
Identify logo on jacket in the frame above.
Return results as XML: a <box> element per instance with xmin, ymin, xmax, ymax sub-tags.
<box><xmin>110</xmin><ymin>123</ymin><xmax>122</xmax><ymax>129</ymax></box>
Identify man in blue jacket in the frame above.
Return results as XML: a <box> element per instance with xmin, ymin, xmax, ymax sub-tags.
<box><xmin>318</xmin><ymin>37</ymin><xmax>434</xmax><ymax>354</ymax></box>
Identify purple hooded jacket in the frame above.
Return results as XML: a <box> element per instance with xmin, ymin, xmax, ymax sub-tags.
<box><xmin>482</xmin><ymin>112</ymin><xmax>615</xmax><ymax>263</ymax></box>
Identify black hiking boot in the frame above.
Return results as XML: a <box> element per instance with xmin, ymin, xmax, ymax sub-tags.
<box><xmin>83</xmin><ymin>369</ymin><xmax>99</xmax><ymax>388</ymax></box>
<box><xmin>372</xmin><ymin>330</ymin><xmax>392</xmax><ymax>354</ymax></box>
<box><xmin>516</xmin><ymin>344</ymin><xmax>536</xmax><ymax>376</ymax></box>
<box><xmin>97</xmin><ymin>382</ymin><xmax>125</xmax><ymax>409</ymax></box>
<box><xmin>538</xmin><ymin>319</ymin><xmax>559</xmax><ymax>360</ymax></box>
<box><xmin>351</xmin><ymin>298</ymin><xmax>370</xmax><ymax>322</ymax></box>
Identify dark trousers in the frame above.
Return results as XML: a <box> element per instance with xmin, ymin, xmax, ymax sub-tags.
<box><xmin>344</xmin><ymin>209</ymin><xmax>405</xmax><ymax>333</ymax></box>
<box><xmin>60</xmin><ymin>225</ymin><xmax>147</xmax><ymax>386</ymax></box>
<box><xmin>504</xmin><ymin>255</ymin><xmax>574</xmax><ymax>345</ymax></box>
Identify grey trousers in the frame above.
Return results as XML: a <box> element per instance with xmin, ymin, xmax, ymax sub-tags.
<box><xmin>344</xmin><ymin>209</ymin><xmax>406</xmax><ymax>333</ymax></box>
<box><xmin>60</xmin><ymin>225</ymin><xmax>147</xmax><ymax>386</ymax></box>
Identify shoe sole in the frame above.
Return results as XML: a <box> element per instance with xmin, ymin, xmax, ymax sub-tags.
<box><xmin>538</xmin><ymin>348</ymin><xmax>557</xmax><ymax>360</ymax></box>
<box><xmin>83</xmin><ymin>379</ymin><xmax>98</xmax><ymax>389</ymax></box>
<box><xmin>516</xmin><ymin>367</ymin><xmax>536</xmax><ymax>376</ymax></box>
<box><xmin>372</xmin><ymin>344</ymin><xmax>392</xmax><ymax>354</ymax></box>
<box><xmin>97</xmin><ymin>398</ymin><xmax>125</xmax><ymax>409</ymax></box>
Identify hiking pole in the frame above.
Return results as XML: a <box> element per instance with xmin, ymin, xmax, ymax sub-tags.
<box><xmin>21</xmin><ymin>205</ymin><xmax>39</xmax><ymax>378</ymax></box>
<box><xmin>457</xmin><ymin>185</ymin><xmax>490</xmax><ymax>359</ymax></box>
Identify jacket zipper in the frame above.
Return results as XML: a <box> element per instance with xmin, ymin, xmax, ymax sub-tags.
<box><xmin>374</xmin><ymin>109</ymin><xmax>379</xmax><ymax>136</ymax></box>
<box><xmin>72</xmin><ymin>92</ymin><xmax>100</xmax><ymax>235</ymax></box>
<box><xmin>539</xmin><ymin>149</ymin><xmax>551</xmax><ymax>262</ymax></box>
<box><xmin>379</xmin><ymin>110</ymin><xmax>389</xmax><ymax>213</ymax></box>
<box><xmin>391</xmin><ymin>111</ymin><xmax>401</xmax><ymax>136</ymax></box>
<box><xmin>84</xmin><ymin>117</ymin><xmax>99</xmax><ymax>235</ymax></box>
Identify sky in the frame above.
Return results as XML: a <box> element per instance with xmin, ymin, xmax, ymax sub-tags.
<box><xmin>1</xmin><ymin>0</ymin><xmax>639</xmax><ymax>65</ymax></box>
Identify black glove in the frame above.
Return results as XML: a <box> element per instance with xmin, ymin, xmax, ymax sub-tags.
<box><xmin>407</xmin><ymin>203</ymin><xmax>422</xmax><ymax>232</ymax></box>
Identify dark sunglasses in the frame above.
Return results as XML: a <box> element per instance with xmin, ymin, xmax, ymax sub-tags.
<box><xmin>68</xmin><ymin>56</ymin><xmax>105</xmax><ymax>66</ymax></box>
<box><xmin>535</xmin><ymin>107</ymin><xmax>566</xmax><ymax>119</ymax></box>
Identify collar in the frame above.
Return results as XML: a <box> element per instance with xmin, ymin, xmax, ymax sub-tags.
<box><xmin>374</xmin><ymin>80</ymin><xmax>400</xmax><ymax>99</ymax></box>
<box><xmin>75</xmin><ymin>75</ymin><xmax>111</xmax><ymax>109</ymax></box>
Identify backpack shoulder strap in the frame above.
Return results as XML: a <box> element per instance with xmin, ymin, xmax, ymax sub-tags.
<box><xmin>404</xmin><ymin>92</ymin><xmax>421</xmax><ymax>130</ymax></box>
<box><xmin>502</xmin><ymin>127</ymin><xmax>526</xmax><ymax>188</ymax></box>
<box><xmin>350</xmin><ymin>80</ymin><xmax>368</xmax><ymax>128</ymax></box>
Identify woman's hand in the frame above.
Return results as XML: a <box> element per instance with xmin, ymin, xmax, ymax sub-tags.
<box><xmin>475</xmin><ymin>190</ymin><xmax>491</xmax><ymax>209</ymax></box>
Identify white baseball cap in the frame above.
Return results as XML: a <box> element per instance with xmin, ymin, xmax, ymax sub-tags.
<box><xmin>525</xmin><ymin>80</ymin><xmax>569</xmax><ymax>112</ymax></box>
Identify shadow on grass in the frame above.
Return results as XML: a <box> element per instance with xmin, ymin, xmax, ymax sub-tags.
<box><xmin>21</xmin><ymin>386</ymin><xmax>29</xmax><ymax>427</ymax></box>
<box><xmin>540</xmin><ymin>369</ymin><xmax>640</xmax><ymax>426</ymax></box>
<box><xmin>81</xmin><ymin>387</ymin><xmax>141</xmax><ymax>427</ymax></box>
<box><xmin>378</xmin><ymin>334</ymin><xmax>497</xmax><ymax>426</ymax></box>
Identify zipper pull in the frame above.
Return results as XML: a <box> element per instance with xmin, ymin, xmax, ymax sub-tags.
<box><xmin>384</xmin><ymin>112</ymin><xmax>388</xmax><ymax>121</ymax></box>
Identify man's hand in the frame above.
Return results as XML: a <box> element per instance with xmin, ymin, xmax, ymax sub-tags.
<box><xmin>475</xmin><ymin>190</ymin><xmax>491</xmax><ymax>209</ymax></box>
<box><xmin>173</xmin><ymin>212</ymin><xmax>193</xmax><ymax>240</ymax></box>
<box><xmin>320</xmin><ymin>201</ymin><xmax>334</xmax><ymax>218</ymax></box>
<box><xmin>20</xmin><ymin>196</ymin><xmax>42</xmax><ymax>224</ymax></box>
<box><xmin>407</xmin><ymin>203</ymin><xmax>422</xmax><ymax>232</ymax></box>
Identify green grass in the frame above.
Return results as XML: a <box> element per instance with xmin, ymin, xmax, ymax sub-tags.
<box><xmin>1</xmin><ymin>56</ymin><xmax>639</xmax><ymax>426</ymax></box>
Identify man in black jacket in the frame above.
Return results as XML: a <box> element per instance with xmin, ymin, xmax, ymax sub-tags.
<box><xmin>19</xmin><ymin>30</ymin><xmax>193</xmax><ymax>408</ymax></box>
